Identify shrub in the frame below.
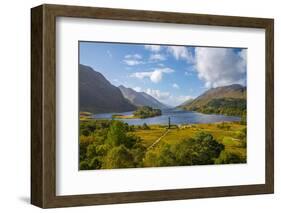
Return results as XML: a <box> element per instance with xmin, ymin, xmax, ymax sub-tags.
<box><xmin>102</xmin><ymin>145</ymin><xmax>135</xmax><ymax>169</ymax></box>
<box><xmin>142</xmin><ymin>123</ymin><xmax>150</xmax><ymax>130</ymax></box>
<box><xmin>79</xmin><ymin>161</ymin><xmax>90</xmax><ymax>170</ymax></box>
<box><xmin>215</xmin><ymin>150</ymin><xmax>246</xmax><ymax>164</ymax></box>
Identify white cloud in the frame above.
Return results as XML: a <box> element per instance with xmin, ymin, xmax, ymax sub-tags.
<box><xmin>140</xmin><ymin>87</ymin><xmax>194</xmax><ymax>107</ymax></box>
<box><xmin>144</xmin><ymin>45</ymin><xmax>161</xmax><ymax>52</ymax></box>
<box><xmin>123</xmin><ymin>60</ymin><xmax>143</xmax><ymax>66</ymax></box>
<box><xmin>167</xmin><ymin>46</ymin><xmax>194</xmax><ymax>62</ymax></box>
<box><xmin>194</xmin><ymin>48</ymin><xmax>247</xmax><ymax>88</ymax></box>
<box><xmin>157</xmin><ymin>94</ymin><xmax>194</xmax><ymax>106</ymax></box>
<box><xmin>124</xmin><ymin>54</ymin><xmax>142</xmax><ymax>59</ymax></box>
<box><xmin>133</xmin><ymin>86</ymin><xmax>142</xmax><ymax>92</ymax></box>
<box><xmin>150</xmin><ymin>70</ymin><xmax>163</xmax><ymax>83</ymax></box>
<box><xmin>123</xmin><ymin>54</ymin><xmax>143</xmax><ymax>66</ymax></box>
<box><xmin>175</xmin><ymin>95</ymin><xmax>193</xmax><ymax>103</ymax></box>
<box><xmin>145</xmin><ymin>88</ymin><xmax>170</xmax><ymax>100</ymax></box>
<box><xmin>149</xmin><ymin>54</ymin><xmax>166</xmax><ymax>61</ymax></box>
<box><xmin>161</xmin><ymin>95</ymin><xmax>193</xmax><ymax>106</ymax></box>
<box><xmin>131</xmin><ymin>67</ymin><xmax>174</xmax><ymax>83</ymax></box>
<box><xmin>172</xmin><ymin>83</ymin><xmax>179</xmax><ymax>89</ymax></box>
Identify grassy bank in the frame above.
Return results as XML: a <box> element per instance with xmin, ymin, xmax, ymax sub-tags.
<box><xmin>79</xmin><ymin>111</ymin><xmax>92</xmax><ymax>121</ymax></box>
<box><xmin>112</xmin><ymin>114</ymin><xmax>136</xmax><ymax>119</ymax></box>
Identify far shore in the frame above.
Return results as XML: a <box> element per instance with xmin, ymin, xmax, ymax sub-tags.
<box><xmin>112</xmin><ymin>114</ymin><xmax>136</xmax><ymax>119</ymax></box>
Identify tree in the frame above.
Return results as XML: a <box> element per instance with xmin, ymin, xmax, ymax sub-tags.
<box><xmin>102</xmin><ymin>145</ymin><xmax>135</xmax><ymax>169</ymax></box>
<box><xmin>189</xmin><ymin>132</ymin><xmax>225</xmax><ymax>165</ymax></box>
<box><xmin>105</xmin><ymin>121</ymin><xmax>127</xmax><ymax>147</ymax></box>
<box><xmin>142</xmin><ymin>123</ymin><xmax>150</xmax><ymax>130</ymax></box>
<box><xmin>237</xmin><ymin>127</ymin><xmax>247</xmax><ymax>148</ymax></box>
<box><xmin>143</xmin><ymin>132</ymin><xmax>224</xmax><ymax>167</ymax></box>
<box><xmin>79</xmin><ymin>135</ymin><xmax>93</xmax><ymax>161</ymax></box>
<box><xmin>215</xmin><ymin>150</ymin><xmax>246</xmax><ymax>164</ymax></box>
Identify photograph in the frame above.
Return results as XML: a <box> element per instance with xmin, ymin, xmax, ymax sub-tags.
<box><xmin>79</xmin><ymin>42</ymin><xmax>247</xmax><ymax>170</ymax></box>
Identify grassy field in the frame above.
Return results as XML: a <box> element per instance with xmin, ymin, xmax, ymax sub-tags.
<box><xmin>133</xmin><ymin>122</ymin><xmax>246</xmax><ymax>159</ymax></box>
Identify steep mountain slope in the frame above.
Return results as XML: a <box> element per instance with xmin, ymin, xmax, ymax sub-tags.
<box><xmin>180</xmin><ymin>84</ymin><xmax>246</xmax><ymax>116</ymax></box>
<box><xmin>79</xmin><ymin>64</ymin><xmax>136</xmax><ymax>113</ymax></box>
<box><xmin>118</xmin><ymin>85</ymin><xmax>167</xmax><ymax>109</ymax></box>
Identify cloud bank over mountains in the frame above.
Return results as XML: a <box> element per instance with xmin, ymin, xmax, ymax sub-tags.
<box><xmin>194</xmin><ymin>48</ymin><xmax>246</xmax><ymax>88</ymax></box>
<box><xmin>127</xmin><ymin>44</ymin><xmax>246</xmax><ymax>105</ymax></box>
<box><xmin>141</xmin><ymin>44</ymin><xmax>247</xmax><ymax>88</ymax></box>
<box><xmin>80</xmin><ymin>41</ymin><xmax>246</xmax><ymax>106</ymax></box>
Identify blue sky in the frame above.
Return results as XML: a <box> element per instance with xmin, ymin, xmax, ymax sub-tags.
<box><xmin>79</xmin><ymin>42</ymin><xmax>246</xmax><ymax>107</ymax></box>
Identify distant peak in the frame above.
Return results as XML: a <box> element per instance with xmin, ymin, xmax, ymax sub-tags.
<box><xmin>118</xmin><ymin>85</ymin><xmax>126</xmax><ymax>89</ymax></box>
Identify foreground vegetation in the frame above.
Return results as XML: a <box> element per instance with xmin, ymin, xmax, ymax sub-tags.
<box><xmin>79</xmin><ymin>119</ymin><xmax>246</xmax><ymax>170</ymax></box>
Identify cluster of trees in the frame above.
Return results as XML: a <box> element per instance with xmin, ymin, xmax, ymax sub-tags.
<box><xmin>80</xmin><ymin>120</ymin><xmax>146</xmax><ymax>170</ymax></box>
<box><xmin>143</xmin><ymin>132</ymin><xmax>225</xmax><ymax>167</ymax></box>
<box><xmin>192</xmin><ymin>98</ymin><xmax>246</xmax><ymax>117</ymax></box>
<box><xmin>133</xmin><ymin>106</ymin><xmax>162</xmax><ymax>118</ymax></box>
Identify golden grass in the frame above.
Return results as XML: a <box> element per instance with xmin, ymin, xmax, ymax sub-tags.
<box><xmin>134</xmin><ymin>122</ymin><xmax>246</xmax><ymax>155</ymax></box>
<box><xmin>79</xmin><ymin>112</ymin><xmax>92</xmax><ymax>121</ymax></box>
<box><xmin>112</xmin><ymin>114</ymin><xmax>136</xmax><ymax>119</ymax></box>
<box><xmin>133</xmin><ymin>125</ymin><xmax>167</xmax><ymax>147</ymax></box>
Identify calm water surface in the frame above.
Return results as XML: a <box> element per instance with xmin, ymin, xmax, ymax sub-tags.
<box><xmin>93</xmin><ymin>109</ymin><xmax>240</xmax><ymax>125</ymax></box>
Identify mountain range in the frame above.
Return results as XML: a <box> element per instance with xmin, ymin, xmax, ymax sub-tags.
<box><xmin>79</xmin><ymin>64</ymin><xmax>136</xmax><ymax>113</ymax></box>
<box><xmin>80</xmin><ymin>64</ymin><xmax>246</xmax><ymax>116</ymax></box>
<box><xmin>179</xmin><ymin>84</ymin><xmax>246</xmax><ymax>116</ymax></box>
<box><xmin>79</xmin><ymin>64</ymin><xmax>167</xmax><ymax>114</ymax></box>
<box><xmin>118</xmin><ymin>85</ymin><xmax>167</xmax><ymax>109</ymax></box>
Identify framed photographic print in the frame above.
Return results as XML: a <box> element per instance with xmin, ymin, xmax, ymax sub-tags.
<box><xmin>31</xmin><ymin>4</ymin><xmax>274</xmax><ymax>208</ymax></box>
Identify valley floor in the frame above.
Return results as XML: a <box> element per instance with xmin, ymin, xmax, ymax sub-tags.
<box><xmin>79</xmin><ymin>119</ymin><xmax>246</xmax><ymax>170</ymax></box>
<box><xmin>132</xmin><ymin>122</ymin><xmax>246</xmax><ymax>160</ymax></box>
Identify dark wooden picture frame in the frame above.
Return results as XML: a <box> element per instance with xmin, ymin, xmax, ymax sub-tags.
<box><xmin>31</xmin><ymin>4</ymin><xmax>274</xmax><ymax>208</ymax></box>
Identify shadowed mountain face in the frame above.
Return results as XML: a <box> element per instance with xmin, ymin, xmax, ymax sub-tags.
<box><xmin>180</xmin><ymin>84</ymin><xmax>246</xmax><ymax>116</ymax></box>
<box><xmin>118</xmin><ymin>85</ymin><xmax>167</xmax><ymax>109</ymax></box>
<box><xmin>79</xmin><ymin>64</ymin><xmax>136</xmax><ymax>113</ymax></box>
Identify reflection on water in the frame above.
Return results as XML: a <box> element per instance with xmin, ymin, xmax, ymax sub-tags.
<box><xmin>93</xmin><ymin>109</ymin><xmax>241</xmax><ymax>125</ymax></box>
